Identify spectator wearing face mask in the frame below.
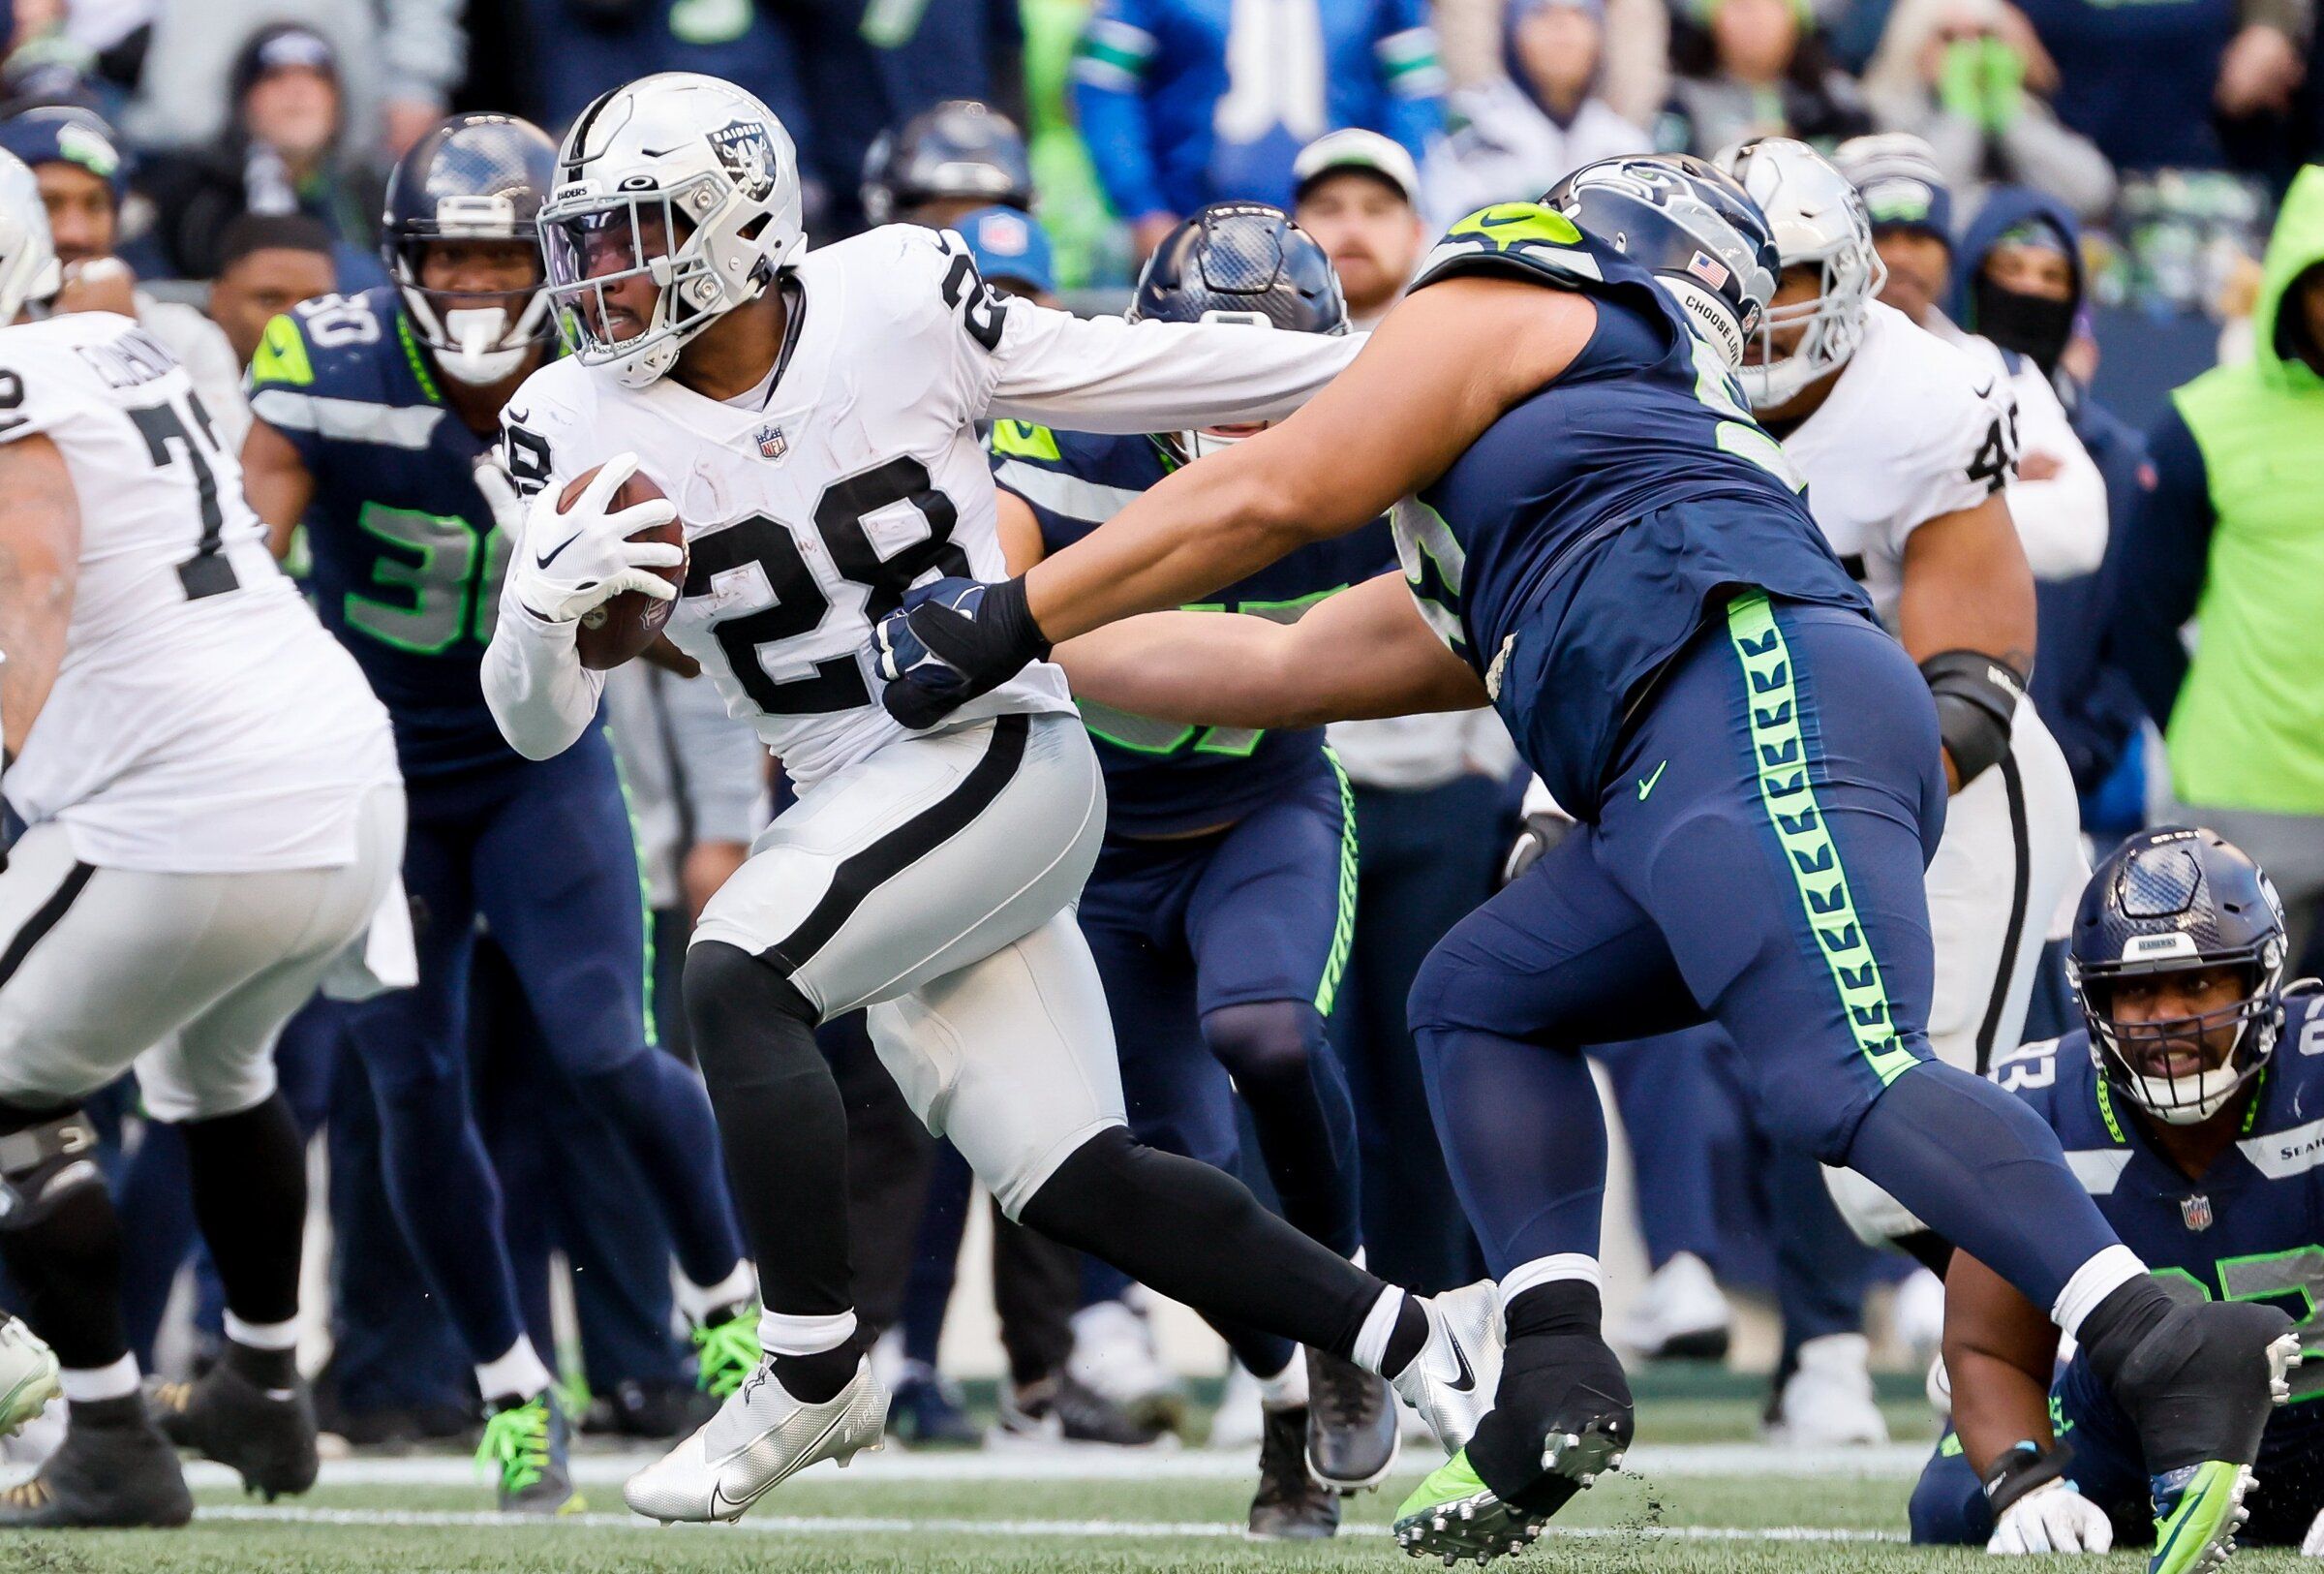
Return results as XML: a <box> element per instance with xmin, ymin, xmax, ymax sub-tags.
<box><xmin>0</xmin><ymin>105</ymin><xmax>249</xmax><ymax>447</ymax></box>
<box><xmin>1658</xmin><ymin>0</ymin><xmax>1871</xmax><ymax>157</ymax></box>
<box><xmin>1857</xmin><ymin>0</ymin><xmax>2115</xmax><ymax>221</ymax></box>
<box><xmin>1836</xmin><ymin>133</ymin><xmax>2107</xmax><ymax>584</ymax></box>
<box><xmin>1952</xmin><ymin>186</ymin><xmax>2153</xmax><ymax>837</ymax></box>
<box><xmin>206</xmin><ymin>213</ymin><xmax>338</xmax><ymax>366</ymax></box>
<box><xmin>136</xmin><ymin>25</ymin><xmax>387</xmax><ymax>286</ymax></box>
<box><xmin>1426</xmin><ymin>0</ymin><xmax>1648</xmax><ymax>225</ymax></box>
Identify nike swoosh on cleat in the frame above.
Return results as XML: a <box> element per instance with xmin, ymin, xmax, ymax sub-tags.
<box><xmin>1446</xmin><ymin>1337</ymin><xmax>1476</xmax><ymax>1394</ymax></box>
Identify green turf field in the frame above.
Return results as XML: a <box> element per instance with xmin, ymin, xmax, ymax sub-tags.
<box><xmin>0</xmin><ymin>1391</ymin><xmax>2302</xmax><ymax>1572</ymax></box>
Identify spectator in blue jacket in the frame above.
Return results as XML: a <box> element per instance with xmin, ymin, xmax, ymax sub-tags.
<box><xmin>1071</xmin><ymin>0</ymin><xmax>1444</xmax><ymax>259</ymax></box>
<box><xmin>1954</xmin><ymin>185</ymin><xmax>2152</xmax><ymax>835</ymax></box>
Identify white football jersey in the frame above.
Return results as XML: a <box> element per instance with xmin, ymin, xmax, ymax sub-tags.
<box><xmin>0</xmin><ymin>312</ymin><xmax>396</xmax><ymax>872</ymax></box>
<box><xmin>1777</xmin><ymin>300</ymin><xmax>2018</xmax><ymax>628</ymax></box>
<box><xmin>492</xmin><ymin>224</ymin><xmax>1361</xmax><ymax>786</ymax></box>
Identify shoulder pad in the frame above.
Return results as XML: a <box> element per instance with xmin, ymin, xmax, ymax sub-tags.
<box><xmin>1410</xmin><ymin>203</ymin><xmax>1611</xmax><ymax>295</ymax></box>
<box><xmin>250</xmin><ymin>292</ymin><xmax>400</xmax><ymax>399</ymax></box>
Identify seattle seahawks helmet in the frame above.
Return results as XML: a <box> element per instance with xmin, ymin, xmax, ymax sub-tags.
<box><xmin>539</xmin><ymin>73</ymin><xmax>804</xmax><ymax>389</ymax></box>
<box><xmin>382</xmin><ymin>112</ymin><xmax>559</xmax><ymax>386</ymax></box>
<box><xmin>0</xmin><ymin>148</ymin><xmax>57</xmax><ymax>324</ymax></box>
<box><xmin>1543</xmin><ymin>153</ymin><xmax>1777</xmax><ymax>370</ymax></box>
<box><xmin>1712</xmin><ymin>138</ymin><xmax>1884</xmax><ymax>411</ymax></box>
<box><xmin>2068</xmin><ymin>826</ymin><xmax>2290</xmax><ymax>1126</ymax></box>
<box><xmin>1128</xmin><ymin>202</ymin><xmax>1347</xmax><ymax>460</ymax></box>
<box><xmin>861</xmin><ymin>99</ymin><xmax>1033</xmax><ymax>228</ymax></box>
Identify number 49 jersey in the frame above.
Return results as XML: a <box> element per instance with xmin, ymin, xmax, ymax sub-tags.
<box><xmin>498</xmin><ymin>224</ymin><xmax>1361</xmax><ymax>787</ymax></box>
<box><xmin>1990</xmin><ymin>989</ymin><xmax>2324</xmax><ymax>1393</ymax></box>
<box><xmin>1775</xmin><ymin>300</ymin><xmax>2019</xmax><ymax>628</ymax></box>
<box><xmin>0</xmin><ymin>311</ymin><xmax>396</xmax><ymax>872</ymax></box>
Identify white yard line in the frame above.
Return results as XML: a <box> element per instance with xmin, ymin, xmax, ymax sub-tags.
<box><xmin>216</xmin><ymin>1441</ymin><xmax>1927</xmax><ymax>1492</ymax></box>
<box><xmin>198</xmin><ymin>1503</ymin><xmax>1907</xmax><ymax>1543</ymax></box>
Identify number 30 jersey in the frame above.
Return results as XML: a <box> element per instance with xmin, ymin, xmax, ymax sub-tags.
<box><xmin>486</xmin><ymin>224</ymin><xmax>1361</xmax><ymax>787</ymax></box>
<box><xmin>0</xmin><ymin>311</ymin><xmax>396</xmax><ymax>872</ymax></box>
<box><xmin>1773</xmin><ymin>300</ymin><xmax>2019</xmax><ymax>629</ymax></box>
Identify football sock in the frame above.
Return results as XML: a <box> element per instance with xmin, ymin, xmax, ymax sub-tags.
<box><xmin>1200</xmin><ymin>1001</ymin><xmax>1363</xmax><ymax>1258</ymax></box>
<box><xmin>1466</xmin><ymin>1281</ymin><xmax>1634</xmax><ymax>1506</ymax></box>
<box><xmin>1019</xmin><ymin>1126</ymin><xmax>1424</xmax><ymax>1373</ymax></box>
<box><xmin>569</xmin><ymin>1047</ymin><xmax>748</xmax><ymax>1289</ymax></box>
<box><xmin>1256</xmin><ymin>1348</ymin><xmax>1309</xmax><ymax>1411</ymax></box>
<box><xmin>1412</xmin><ymin>1023</ymin><xmax>1608</xmax><ymax>1272</ymax></box>
<box><xmin>475</xmin><ymin>1337</ymin><xmax>555</xmax><ymax>1405</ymax></box>
<box><xmin>685</xmin><ymin>942</ymin><xmax>854</xmax><ymax>1332</ymax></box>
<box><xmin>181</xmin><ymin>1093</ymin><xmax>304</xmax><ymax>1327</ymax></box>
<box><xmin>59</xmin><ymin>1354</ymin><xmax>140</xmax><ymax>1406</ymax></box>
<box><xmin>1843</xmin><ymin>1062</ymin><xmax>2125</xmax><ymax>1311</ymax></box>
<box><xmin>679</xmin><ymin>1259</ymin><xmax>758</xmax><ymax>1324</ymax></box>
<box><xmin>760</xmin><ymin>1308</ymin><xmax>865</xmax><ymax>1404</ymax></box>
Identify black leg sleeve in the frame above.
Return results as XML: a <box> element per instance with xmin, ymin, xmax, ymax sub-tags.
<box><xmin>1018</xmin><ymin>1127</ymin><xmax>1391</xmax><ymax>1365</ymax></box>
<box><xmin>991</xmin><ymin>1205</ymin><xmax>1080</xmax><ymax>1387</ymax></box>
<box><xmin>685</xmin><ymin>941</ymin><xmax>853</xmax><ymax>1321</ymax></box>
<box><xmin>179</xmin><ymin>1092</ymin><xmax>305</xmax><ymax>1327</ymax></box>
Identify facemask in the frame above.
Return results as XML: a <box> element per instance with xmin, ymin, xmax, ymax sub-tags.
<box><xmin>1972</xmin><ymin>277</ymin><xmax>2075</xmax><ymax>379</ymax></box>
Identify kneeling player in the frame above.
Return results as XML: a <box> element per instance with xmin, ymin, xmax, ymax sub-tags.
<box><xmin>1913</xmin><ymin>827</ymin><xmax>2320</xmax><ymax>1558</ymax></box>
<box><xmin>994</xmin><ymin>203</ymin><xmax>1397</xmax><ymax>1536</ymax></box>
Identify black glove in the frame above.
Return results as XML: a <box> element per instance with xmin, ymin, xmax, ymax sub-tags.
<box><xmin>872</xmin><ymin>575</ymin><xmax>1052</xmax><ymax>730</ymax></box>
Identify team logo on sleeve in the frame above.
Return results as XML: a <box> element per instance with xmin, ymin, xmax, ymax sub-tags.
<box><xmin>708</xmin><ymin>121</ymin><xmax>779</xmax><ymax>201</ymax></box>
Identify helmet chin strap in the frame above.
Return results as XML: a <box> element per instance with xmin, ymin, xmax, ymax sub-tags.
<box><xmin>2124</xmin><ymin>1062</ymin><xmax>2249</xmax><ymax>1126</ymax></box>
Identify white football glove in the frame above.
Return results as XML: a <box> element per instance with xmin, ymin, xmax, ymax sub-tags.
<box><xmin>1987</xmin><ymin>1481</ymin><xmax>2114</xmax><ymax>1556</ymax></box>
<box><xmin>2301</xmin><ymin>1504</ymin><xmax>2324</xmax><ymax>1556</ymax></box>
<box><xmin>494</xmin><ymin>452</ymin><xmax>682</xmax><ymax>625</ymax></box>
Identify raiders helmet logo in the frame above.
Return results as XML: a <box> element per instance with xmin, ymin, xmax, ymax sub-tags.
<box><xmin>708</xmin><ymin>120</ymin><xmax>780</xmax><ymax>202</ymax></box>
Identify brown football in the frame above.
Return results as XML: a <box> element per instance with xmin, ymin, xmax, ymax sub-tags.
<box><xmin>562</xmin><ymin>464</ymin><xmax>687</xmax><ymax>671</ymax></box>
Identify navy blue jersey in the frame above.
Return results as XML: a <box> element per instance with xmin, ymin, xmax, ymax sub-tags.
<box><xmin>247</xmin><ymin>288</ymin><xmax>518</xmax><ymax>777</ymax></box>
<box><xmin>993</xmin><ymin>420</ymin><xmax>1393</xmax><ymax>837</ymax></box>
<box><xmin>1396</xmin><ymin>205</ymin><xmax>1872</xmax><ymax>817</ymax></box>
<box><xmin>1992</xmin><ymin>989</ymin><xmax>2324</xmax><ymax>1434</ymax></box>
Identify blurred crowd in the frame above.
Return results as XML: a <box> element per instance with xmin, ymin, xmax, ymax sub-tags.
<box><xmin>10</xmin><ymin>0</ymin><xmax>2324</xmax><ymax>1458</ymax></box>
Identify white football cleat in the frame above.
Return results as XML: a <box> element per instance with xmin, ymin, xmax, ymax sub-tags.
<box><xmin>1389</xmin><ymin>1281</ymin><xmax>1505</xmax><ymax>1454</ymax></box>
<box><xmin>1762</xmin><ymin>1333</ymin><xmax>1889</xmax><ymax>1447</ymax></box>
<box><xmin>623</xmin><ymin>1354</ymin><xmax>888</xmax><ymax>1524</ymax></box>
<box><xmin>0</xmin><ymin>1319</ymin><xmax>59</xmax><ymax>1437</ymax></box>
<box><xmin>1068</xmin><ymin>1297</ymin><xmax>1186</xmax><ymax>1427</ymax></box>
<box><xmin>1614</xmin><ymin>1252</ymin><xmax>1732</xmax><ymax>1362</ymax></box>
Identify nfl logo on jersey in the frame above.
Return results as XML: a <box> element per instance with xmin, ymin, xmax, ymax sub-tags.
<box><xmin>756</xmin><ymin>424</ymin><xmax>788</xmax><ymax>461</ymax></box>
<box><xmin>2181</xmin><ymin>1193</ymin><xmax>2215</xmax><ymax>1232</ymax></box>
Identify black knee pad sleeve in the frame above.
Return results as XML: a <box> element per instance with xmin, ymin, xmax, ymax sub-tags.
<box><xmin>0</xmin><ymin>1108</ymin><xmax>103</xmax><ymax>1229</ymax></box>
<box><xmin>1200</xmin><ymin>1000</ymin><xmax>1323</xmax><ymax>1089</ymax></box>
<box><xmin>686</xmin><ymin>941</ymin><xmax>820</xmax><ymax>1086</ymax></box>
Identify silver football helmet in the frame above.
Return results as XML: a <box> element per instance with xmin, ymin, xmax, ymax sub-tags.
<box><xmin>539</xmin><ymin>73</ymin><xmax>805</xmax><ymax>389</ymax></box>
<box><xmin>1713</xmin><ymin>138</ymin><xmax>1883</xmax><ymax>410</ymax></box>
<box><xmin>0</xmin><ymin>151</ymin><xmax>60</xmax><ymax>325</ymax></box>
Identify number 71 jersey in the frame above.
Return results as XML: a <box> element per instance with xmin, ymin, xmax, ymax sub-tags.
<box><xmin>0</xmin><ymin>310</ymin><xmax>395</xmax><ymax>872</ymax></box>
<box><xmin>502</xmin><ymin>228</ymin><xmax>1074</xmax><ymax>786</ymax></box>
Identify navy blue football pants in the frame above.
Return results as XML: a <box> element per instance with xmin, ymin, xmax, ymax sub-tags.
<box><xmin>1413</xmin><ymin>595</ymin><xmax>2125</xmax><ymax>1312</ymax></box>
<box><xmin>1079</xmin><ymin>762</ymin><xmax>1362</xmax><ymax>1376</ymax></box>
<box><xmin>341</xmin><ymin>732</ymin><xmax>740</xmax><ymax>1365</ymax></box>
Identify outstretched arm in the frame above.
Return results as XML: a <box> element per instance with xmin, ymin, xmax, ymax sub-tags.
<box><xmin>1054</xmin><ymin>570</ymin><xmax>1487</xmax><ymax>729</ymax></box>
<box><xmin>1022</xmin><ymin>276</ymin><xmax>1596</xmax><ymax>641</ymax></box>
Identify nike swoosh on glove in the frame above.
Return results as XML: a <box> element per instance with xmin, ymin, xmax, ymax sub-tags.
<box><xmin>872</xmin><ymin>575</ymin><xmax>1051</xmax><ymax>730</ymax></box>
<box><xmin>499</xmin><ymin>452</ymin><xmax>683</xmax><ymax>625</ymax></box>
<box><xmin>1988</xmin><ymin>1480</ymin><xmax>2114</xmax><ymax>1555</ymax></box>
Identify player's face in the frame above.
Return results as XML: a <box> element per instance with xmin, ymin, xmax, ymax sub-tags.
<box><xmin>1871</xmin><ymin>231</ymin><xmax>1949</xmax><ymax>324</ymax></box>
<box><xmin>1294</xmin><ymin>172</ymin><xmax>1422</xmax><ymax>320</ymax></box>
<box><xmin>1742</xmin><ymin>263</ymin><xmax>1819</xmax><ymax>364</ymax></box>
<box><xmin>1982</xmin><ymin>241</ymin><xmax>2073</xmax><ymax>303</ymax></box>
<box><xmin>35</xmin><ymin>162</ymin><xmax>114</xmax><ymax>265</ymax></box>
<box><xmin>556</xmin><ymin>204</ymin><xmax>681</xmax><ymax>344</ymax></box>
<box><xmin>419</xmin><ymin>238</ymin><xmax>542</xmax><ymax>315</ymax></box>
<box><xmin>2103</xmin><ymin>964</ymin><xmax>2248</xmax><ymax>1081</ymax></box>
<box><xmin>243</xmin><ymin>66</ymin><xmax>339</xmax><ymax>164</ymax></box>
<box><xmin>1711</xmin><ymin>0</ymin><xmax>1800</xmax><ymax>81</ymax></box>
<box><xmin>1512</xmin><ymin>3</ymin><xmax>1604</xmax><ymax>108</ymax></box>
<box><xmin>212</xmin><ymin>245</ymin><xmax>336</xmax><ymax>364</ymax></box>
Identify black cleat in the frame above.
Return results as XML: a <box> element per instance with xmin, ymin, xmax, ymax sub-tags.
<box><xmin>1249</xmin><ymin>1404</ymin><xmax>1338</xmax><ymax>1539</ymax></box>
<box><xmin>994</xmin><ymin>1374</ymin><xmax>1164</xmax><ymax>1448</ymax></box>
<box><xmin>1304</xmin><ymin>1347</ymin><xmax>1398</xmax><ymax>1494</ymax></box>
<box><xmin>0</xmin><ymin>1400</ymin><xmax>193</xmax><ymax>1528</ymax></box>
<box><xmin>151</xmin><ymin>1360</ymin><xmax>320</xmax><ymax>1500</ymax></box>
